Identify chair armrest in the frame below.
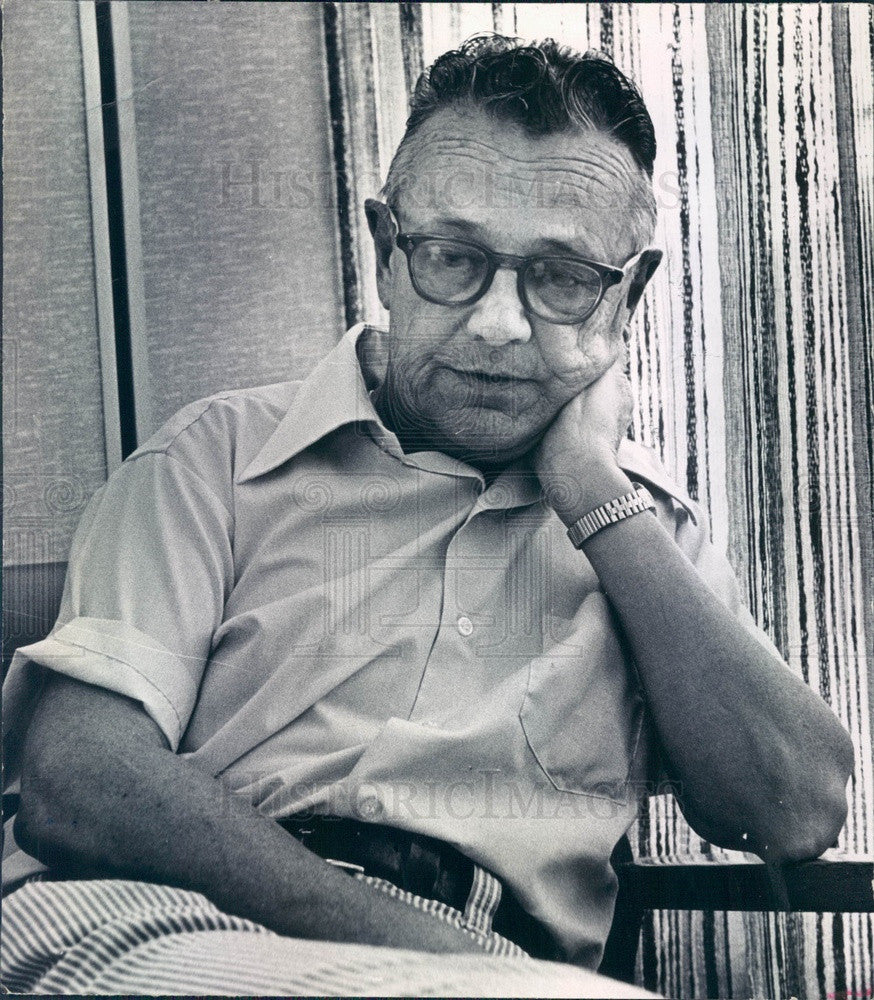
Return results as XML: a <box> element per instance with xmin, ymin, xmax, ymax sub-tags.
<box><xmin>616</xmin><ymin>851</ymin><xmax>874</xmax><ymax>912</ymax></box>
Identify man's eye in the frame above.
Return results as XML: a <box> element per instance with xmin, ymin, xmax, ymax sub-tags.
<box><xmin>532</xmin><ymin>261</ymin><xmax>600</xmax><ymax>295</ymax></box>
<box><xmin>433</xmin><ymin>246</ymin><xmax>476</xmax><ymax>268</ymax></box>
<box><xmin>541</xmin><ymin>265</ymin><xmax>584</xmax><ymax>288</ymax></box>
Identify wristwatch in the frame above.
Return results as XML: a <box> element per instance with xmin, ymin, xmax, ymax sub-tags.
<box><xmin>566</xmin><ymin>482</ymin><xmax>656</xmax><ymax>549</ymax></box>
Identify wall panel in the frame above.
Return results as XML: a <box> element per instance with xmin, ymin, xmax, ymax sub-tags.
<box><xmin>2</xmin><ymin>0</ymin><xmax>109</xmax><ymax>576</ymax></box>
<box><xmin>123</xmin><ymin>1</ymin><xmax>345</xmax><ymax>434</ymax></box>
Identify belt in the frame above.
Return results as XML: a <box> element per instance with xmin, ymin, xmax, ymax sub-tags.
<box><xmin>278</xmin><ymin>814</ymin><xmax>558</xmax><ymax>959</ymax></box>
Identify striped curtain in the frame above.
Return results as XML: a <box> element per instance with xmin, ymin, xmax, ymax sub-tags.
<box><xmin>325</xmin><ymin>4</ymin><xmax>874</xmax><ymax>997</ymax></box>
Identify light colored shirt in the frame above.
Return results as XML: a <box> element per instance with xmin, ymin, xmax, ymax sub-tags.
<box><xmin>3</xmin><ymin>323</ymin><xmax>780</xmax><ymax>966</ymax></box>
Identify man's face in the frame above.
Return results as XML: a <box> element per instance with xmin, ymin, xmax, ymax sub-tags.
<box><xmin>371</xmin><ymin>107</ymin><xmax>653</xmax><ymax>467</ymax></box>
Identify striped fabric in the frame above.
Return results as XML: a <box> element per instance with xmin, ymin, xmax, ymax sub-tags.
<box><xmin>324</xmin><ymin>4</ymin><xmax>874</xmax><ymax>998</ymax></box>
<box><xmin>461</xmin><ymin>865</ymin><xmax>504</xmax><ymax>936</ymax></box>
<box><xmin>356</xmin><ymin>866</ymin><xmax>523</xmax><ymax>957</ymax></box>
<box><xmin>0</xmin><ymin>872</ymin><xmax>530</xmax><ymax>996</ymax></box>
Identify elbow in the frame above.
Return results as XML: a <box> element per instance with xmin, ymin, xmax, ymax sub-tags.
<box><xmin>15</xmin><ymin>744</ymin><xmax>89</xmax><ymax>868</ymax></box>
<box><xmin>759</xmin><ymin>800</ymin><xmax>848</xmax><ymax>863</ymax></box>
<box><xmin>756</xmin><ymin>743</ymin><xmax>854</xmax><ymax>864</ymax></box>
<box><xmin>685</xmin><ymin>717</ymin><xmax>855</xmax><ymax>864</ymax></box>
<box><xmin>14</xmin><ymin>782</ymin><xmax>71</xmax><ymax>868</ymax></box>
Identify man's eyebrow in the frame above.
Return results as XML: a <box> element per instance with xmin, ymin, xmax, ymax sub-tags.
<box><xmin>421</xmin><ymin>215</ymin><xmax>601</xmax><ymax>259</ymax></box>
<box><xmin>420</xmin><ymin>215</ymin><xmax>482</xmax><ymax>237</ymax></box>
<box><xmin>530</xmin><ymin>235</ymin><xmax>602</xmax><ymax>259</ymax></box>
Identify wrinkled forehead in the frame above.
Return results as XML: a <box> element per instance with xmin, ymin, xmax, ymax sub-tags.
<box><xmin>387</xmin><ymin>107</ymin><xmax>654</xmax><ymax>260</ymax></box>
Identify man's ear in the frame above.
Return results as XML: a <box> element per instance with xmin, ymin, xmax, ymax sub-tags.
<box><xmin>625</xmin><ymin>249</ymin><xmax>663</xmax><ymax>315</ymax></box>
<box><xmin>365</xmin><ymin>198</ymin><xmax>395</xmax><ymax>311</ymax></box>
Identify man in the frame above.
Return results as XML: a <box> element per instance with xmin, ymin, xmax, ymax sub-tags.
<box><xmin>2</xmin><ymin>35</ymin><xmax>853</xmax><ymax>992</ymax></box>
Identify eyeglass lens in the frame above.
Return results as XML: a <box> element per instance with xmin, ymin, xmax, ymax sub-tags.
<box><xmin>410</xmin><ymin>241</ymin><xmax>485</xmax><ymax>302</ymax></box>
<box><xmin>408</xmin><ymin>238</ymin><xmax>604</xmax><ymax>321</ymax></box>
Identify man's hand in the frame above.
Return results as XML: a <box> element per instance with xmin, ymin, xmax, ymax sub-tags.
<box><xmin>533</xmin><ymin>356</ymin><xmax>634</xmax><ymax>526</ymax></box>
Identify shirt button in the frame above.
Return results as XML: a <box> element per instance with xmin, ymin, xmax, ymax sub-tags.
<box><xmin>457</xmin><ymin>615</ymin><xmax>474</xmax><ymax>637</ymax></box>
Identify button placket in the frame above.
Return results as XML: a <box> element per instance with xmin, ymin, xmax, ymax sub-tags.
<box><xmin>450</xmin><ymin>505</ymin><xmax>498</xmax><ymax>643</ymax></box>
<box><xmin>407</xmin><ymin>497</ymin><xmax>487</xmax><ymax>721</ymax></box>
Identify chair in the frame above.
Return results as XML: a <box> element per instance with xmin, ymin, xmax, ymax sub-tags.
<box><xmin>600</xmin><ymin>841</ymin><xmax>874</xmax><ymax>985</ymax></box>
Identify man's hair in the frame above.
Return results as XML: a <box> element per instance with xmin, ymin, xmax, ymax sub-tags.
<box><xmin>383</xmin><ymin>34</ymin><xmax>658</xmax><ymax>236</ymax></box>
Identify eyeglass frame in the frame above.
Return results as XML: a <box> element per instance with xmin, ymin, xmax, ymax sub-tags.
<box><xmin>382</xmin><ymin>204</ymin><xmax>652</xmax><ymax>325</ymax></box>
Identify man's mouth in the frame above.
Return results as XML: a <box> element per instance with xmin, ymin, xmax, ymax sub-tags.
<box><xmin>447</xmin><ymin>367</ymin><xmax>533</xmax><ymax>384</ymax></box>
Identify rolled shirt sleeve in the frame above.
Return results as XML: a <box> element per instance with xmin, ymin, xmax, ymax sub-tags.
<box><xmin>3</xmin><ymin>448</ymin><xmax>234</xmax><ymax>767</ymax></box>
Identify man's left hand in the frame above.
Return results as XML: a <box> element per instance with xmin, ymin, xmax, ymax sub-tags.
<box><xmin>534</xmin><ymin>357</ymin><xmax>634</xmax><ymax>526</ymax></box>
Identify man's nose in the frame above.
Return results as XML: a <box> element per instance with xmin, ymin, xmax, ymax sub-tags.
<box><xmin>464</xmin><ymin>268</ymin><xmax>533</xmax><ymax>346</ymax></box>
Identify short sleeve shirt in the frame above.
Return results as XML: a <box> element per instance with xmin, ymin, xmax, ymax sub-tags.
<box><xmin>2</xmin><ymin>324</ymin><xmax>782</xmax><ymax>967</ymax></box>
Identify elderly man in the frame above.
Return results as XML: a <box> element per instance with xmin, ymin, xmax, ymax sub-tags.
<box><xmin>2</xmin><ymin>34</ymin><xmax>853</xmax><ymax>994</ymax></box>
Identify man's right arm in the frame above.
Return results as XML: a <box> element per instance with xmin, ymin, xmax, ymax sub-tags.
<box><xmin>15</xmin><ymin>674</ymin><xmax>482</xmax><ymax>954</ymax></box>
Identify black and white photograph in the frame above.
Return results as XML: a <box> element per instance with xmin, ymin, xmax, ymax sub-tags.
<box><xmin>2</xmin><ymin>3</ymin><xmax>873</xmax><ymax>997</ymax></box>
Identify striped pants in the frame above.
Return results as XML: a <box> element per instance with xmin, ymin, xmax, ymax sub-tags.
<box><xmin>0</xmin><ymin>869</ymin><xmax>638</xmax><ymax>996</ymax></box>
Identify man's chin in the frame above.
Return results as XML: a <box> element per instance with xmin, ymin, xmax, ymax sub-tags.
<box><xmin>435</xmin><ymin>414</ymin><xmax>544</xmax><ymax>467</ymax></box>
<box><xmin>381</xmin><ymin>391</ymin><xmax>547</xmax><ymax>465</ymax></box>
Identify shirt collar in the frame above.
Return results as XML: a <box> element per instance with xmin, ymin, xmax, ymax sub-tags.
<box><xmin>473</xmin><ymin>442</ymin><xmax>698</xmax><ymax>519</ymax></box>
<box><xmin>235</xmin><ymin>324</ymin><xmax>541</xmax><ymax>507</ymax></box>
<box><xmin>236</xmin><ymin>323</ymin><xmax>379</xmax><ymax>483</ymax></box>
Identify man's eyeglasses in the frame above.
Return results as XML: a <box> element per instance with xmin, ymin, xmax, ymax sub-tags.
<box><xmin>386</xmin><ymin>208</ymin><xmax>645</xmax><ymax>325</ymax></box>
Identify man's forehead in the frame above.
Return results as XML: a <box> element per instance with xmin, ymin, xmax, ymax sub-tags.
<box><xmin>409</xmin><ymin>107</ymin><xmax>633</xmax><ymax>164</ymax></box>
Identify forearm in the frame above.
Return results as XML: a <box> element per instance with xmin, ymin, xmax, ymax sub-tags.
<box><xmin>16</xmin><ymin>676</ymin><xmax>481</xmax><ymax>953</ymax></box>
<box><xmin>557</xmin><ymin>461</ymin><xmax>854</xmax><ymax>860</ymax></box>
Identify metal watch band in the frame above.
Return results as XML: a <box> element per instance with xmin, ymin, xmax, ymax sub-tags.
<box><xmin>566</xmin><ymin>482</ymin><xmax>656</xmax><ymax>549</ymax></box>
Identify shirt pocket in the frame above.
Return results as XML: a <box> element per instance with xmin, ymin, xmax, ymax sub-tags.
<box><xmin>519</xmin><ymin>591</ymin><xmax>645</xmax><ymax>801</ymax></box>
